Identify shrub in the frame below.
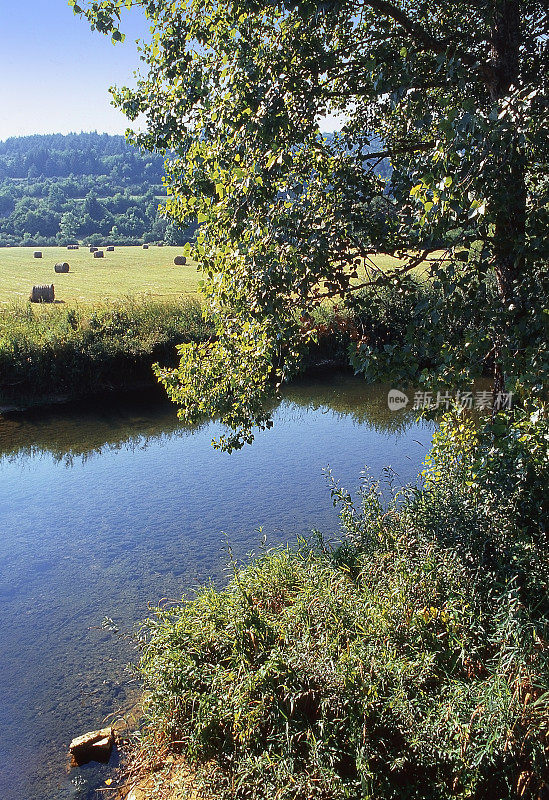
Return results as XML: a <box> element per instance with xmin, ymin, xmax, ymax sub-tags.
<box><xmin>416</xmin><ymin>404</ymin><xmax>549</xmax><ymax>621</ymax></box>
<box><xmin>300</xmin><ymin>274</ymin><xmax>497</xmax><ymax>383</ymax></box>
<box><xmin>134</xmin><ymin>408</ymin><xmax>549</xmax><ymax>800</ymax></box>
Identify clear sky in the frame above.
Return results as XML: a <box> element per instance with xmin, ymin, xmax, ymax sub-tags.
<box><xmin>0</xmin><ymin>0</ymin><xmax>149</xmax><ymax>141</ymax></box>
<box><xmin>0</xmin><ymin>0</ymin><xmax>340</xmax><ymax>142</ymax></box>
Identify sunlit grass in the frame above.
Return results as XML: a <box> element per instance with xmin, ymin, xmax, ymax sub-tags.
<box><xmin>351</xmin><ymin>249</ymin><xmax>448</xmax><ymax>285</ymax></box>
<box><xmin>0</xmin><ymin>246</ymin><xmax>200</xmax><ymax>305</ymax></box>
<box><xmin>0</xmin><ymin>296</ymin><xmax>212</xmax><ymax>405</ymax></box>
<box><xmin>0</xmin><ymin>246</ymin><xmax>447</xmax><ymax>307</ymax></box>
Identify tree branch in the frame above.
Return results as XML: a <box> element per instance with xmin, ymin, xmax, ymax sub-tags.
<box><xmin>310</xmin><ymin>248</ymin><xmax>438</xmax><ymax>302</ymax></box>
<box><xmin>361</xmin><ymin>0</ymin><xmax>479</xmax><ymax>68</ymax></box>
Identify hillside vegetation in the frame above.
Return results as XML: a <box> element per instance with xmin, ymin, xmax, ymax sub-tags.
<box><xmin>0</xmin><ymin>132</ymin><xmax>193</xmax><ymax>246</ymax></box>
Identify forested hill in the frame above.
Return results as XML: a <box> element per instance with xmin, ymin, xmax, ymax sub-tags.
<box><xmin>0</xmin><ymin>132</ymin><xmax>165</xmax><ymax>181</ymax></box>
<box><xmin>0</xmin><ymin>131</ymin><xmax>389</xmax><ymax>247</ymax></box>
<box><xmin>0</xmin><ymin>132</ymin><xmax>189</xmax><ymax>246</ymax></box>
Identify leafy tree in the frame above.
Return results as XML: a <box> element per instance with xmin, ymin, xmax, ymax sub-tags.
<box><xmin>0</xmin><ymin>191</ymin><xmax>14</xmax><ymax>217</ymax></box>
<box><xmin>83</xmin><ymin>190</ymin><xmax>106</xmax><ymax>221</ymax></box>
<box><xmin>59</xmin><ymin>210</ymin><xmax>79</xmax><ymax>241</ymax></box>
<box><xmin>74</xmin><ymin>0</ymin><xmax>548</xmax><ymax>448</ymax></box>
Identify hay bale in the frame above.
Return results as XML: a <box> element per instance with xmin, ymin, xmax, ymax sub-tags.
<box><xmin>54</xmin><ymin>262</ymin><xmax>70</xmax><ymax>273</ymax></box>
<box><xmin>174</xmin><ymin>255</ymin><xmax>187</xmax><ymax>265</ymax></box>
<box><xmin>157</xmin><ymin>242</ymin><xmax>163</xmax><ymax>247</ymax></box>
<box><xmin>93</xmin><ymin>250</ymin><xmax>104</xmax><ymax>259</ymax></box>
<box><xmin>142</xmin><ymin>244</ymin><xmax>149</xmax><ymax>249</ymax></box>
<box><xmin>106</xmin><ymin>246</ymin><xmax>115</xmax><ymax>252</ymax></box>
<box><xmin>33</xmin><ymin>251</ymin><xmax>42</xmax><ymax>258</ymax></box>
<box><xmin>89</xmin><ymin>246</ymin><xmax>98</xmax><ymax>253</ymax></box>
<box><xmin>67</xmin><ymin>244</ymin><xmax>79</xmax><ymax>250</ymax></box>
<box><xmin>30</xmin><ymin>284</ymin><xmax>54</xmax><ymax>303</ymax></box>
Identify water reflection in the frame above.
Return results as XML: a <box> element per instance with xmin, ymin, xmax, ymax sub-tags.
<box><xmin>0</xmin><ymin>375</ymin><xmax>433</xmax><ymax>800</ymax></box>
<box><xmin>0</xmin><ymin>374</ymin><xmax>420</xmax><ymax>465</ymax></box>
<box><xmin>284</xmin><ymin>375</ymin><xmax>421</xmax><ymax>432</ymax></box>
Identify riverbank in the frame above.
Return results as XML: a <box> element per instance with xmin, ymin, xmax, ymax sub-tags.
<box><xmin>0</xmin><ymin>374</ymin><xmax>435</xmax><ymax>800</ymax></box>
<box><xmin>0</xmin><ymin>297</ymin><xmax>212</xmax><ymax>410</ymax></box>
<box><xmin>0</xmin><ymin>278</ymin><xmax>484</xmax><ymax>411</ymax></box>
<box><xmin>119</xmin><ymin>407</ymin><xmax>549</xmax><ymax>800</ymax></box>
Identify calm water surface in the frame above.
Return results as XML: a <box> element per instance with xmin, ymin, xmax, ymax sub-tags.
<box><xmin>0</xmin><ymin>375</ymin><xmax>434</xmax><ymax>800</ymax></box>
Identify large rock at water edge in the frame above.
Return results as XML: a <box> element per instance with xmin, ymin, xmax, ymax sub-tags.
<box><xmin>69</xmin><ymin>726</ymin><xmax>114</xmax><ymax>765</ymax></box>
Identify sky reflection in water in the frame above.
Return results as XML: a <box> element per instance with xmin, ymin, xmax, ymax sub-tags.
<box><xmin>0</xmin><ymin>375</ymin><xmax>434</xmax><ymax>800</ymax></box>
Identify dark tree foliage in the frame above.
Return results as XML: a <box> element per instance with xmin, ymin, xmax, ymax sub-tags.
<box><xmin>74</xmin><ymin>1</ymin><xmax>548</xmax><ymax>448</ymax></box>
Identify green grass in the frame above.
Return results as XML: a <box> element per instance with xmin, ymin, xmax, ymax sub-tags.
<box><xmin>0</xmin><ymin>272</ymin><xmax>480</xmax><ymax>409</ymax></box>
<box><xmin>0</xmin><ymin>297</ymin><xmax>213</xmax><ymax>406</ymax></box>
<box><xmin>0</xmin><ymin>246</ymin><xmax>444</xmax><ymax>307</ymax></box>
<box><xmin>131</xmin><ymin>410</ymin><xmax>549</xmax><ymax>800</ymax></box>
<box><xmin>351</xmin><ymin>250</ymin><xmax>447</xmax><ymax>286</ymax></box>
<box><xmin>0</xmin><ymin>246</ymin><xmax>201</xmax><ymax>305</ymax></box>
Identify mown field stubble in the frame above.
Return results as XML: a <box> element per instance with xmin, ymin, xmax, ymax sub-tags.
<box><xmin>0</xmin><ymin>246</ymin><xmax>200</xmax><ymax>305</ymax></box>
<box><xmin>0</xmin><ymin>246</ymin><xmax>441</xmax><ymax>308</ymax></box>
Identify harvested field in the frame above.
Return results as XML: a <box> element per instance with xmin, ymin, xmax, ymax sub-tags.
<box><xmin>0</xmin><ymin>246</ymin><xmax>200</xmax><ymax>305</ymax></box>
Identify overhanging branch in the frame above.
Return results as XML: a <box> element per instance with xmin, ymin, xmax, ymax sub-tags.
<box><xmin>361</xmin><ymin>0</ymin><xmax>479</xmax><ymax>69</ymax></box>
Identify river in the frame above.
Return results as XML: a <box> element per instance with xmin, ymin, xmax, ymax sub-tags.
<box><xmin>0</xmin><ymin>374</ymin><xmax>434</xmax><ymax>800</ymax></box>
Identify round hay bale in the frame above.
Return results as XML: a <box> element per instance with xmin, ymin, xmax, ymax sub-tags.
<box><xmin>157</xmin><ymin>242</ymin><xmax>164</xmax><ymax>247</ymax></box>
<box><xmin>93</xmin><ymin>250</ymin><xmax>104</xmax><ymax>259</ymax></box>
<box><xmin>106</xmin><ymin>246</ymin><xmax>115</xmax><ymax>252</ymax></box>
<box><xmin>67</xmin><ymin>244</ymin><xmax>79</xmax><ymax>250</ymax></box>
<box><xmin>142</xmin><ymin>244</ymin><xmax>149</xmax><ymax>249</ymax></box>
<box><xmin>174</xmin><ymin>255</ymin><xmax>187</xmax><ymax>266</ymax></box>
<box><xmin>89</xmin><ymin>246</ymin><xmax>98</xmax><ymax>253</ymax></box>
<box><xmin>33</xmin><ymin>251</ymin><xmax>42</xmax><ymax>258</ymax></box>
<box><xmin>54</xmin><ymin>262</ymin><xmax>70</xmax><ymax>273</ymax></box>
<box><xmin>30</xmin><ymin>284</ymin><xmax>54</xmax><ymax>303</ymax></box>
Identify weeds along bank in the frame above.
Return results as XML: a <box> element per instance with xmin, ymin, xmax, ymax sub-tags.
<box><xmin>128</xmin><ymin>407</ymin><xmax>548</xmax><ymax>800</ymax></box>
<box><xmin>0</xmin><ymin>298</ymin><xmax>212</xmax><ymax>406</ymax></box>
<box><xmin>0</xmin><ymin>277</ymin><xmax>490</xmax><ymax>408</ymax></box>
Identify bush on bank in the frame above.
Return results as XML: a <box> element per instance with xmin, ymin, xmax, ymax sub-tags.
<box><xmin>0</xmin><ymin>298</ymin><xmax>212</xmax><ymax>405</ymax></box>
<box><xmin>134</xmin><ymin>406</ymin><xmax>548</xmax><ymax>800</ymax></box>
<box><xmin>303</xmin><ymin>274</ymin><xmax>493</xmax><ymax>380</ymax></box>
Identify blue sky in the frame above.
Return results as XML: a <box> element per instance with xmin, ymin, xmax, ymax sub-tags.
<box><xmin>0</xmin><ymin>0</ymin><xmax>340</xmax><ymax>141</ymax></box>
<box><xmin>0</xmin><ymin>0</ymin><xmax>149</xmax><ymax>141</ymax></box>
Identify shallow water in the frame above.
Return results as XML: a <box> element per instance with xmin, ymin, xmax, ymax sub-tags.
<box><xmin>0</xmin><ymin>375</ymin><xmax>434</xmax><ymax>800</ymax></box>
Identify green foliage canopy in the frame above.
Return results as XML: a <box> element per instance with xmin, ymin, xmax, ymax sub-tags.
<box><xmin>74</xmin><ymin>0</ymin><xmax>548</xmax><ymax>448</ymax></box>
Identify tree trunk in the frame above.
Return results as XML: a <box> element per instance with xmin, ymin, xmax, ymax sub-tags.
<box><xmin>488</xmin><ymin>0</ymin><xmax>526</xmax><ymax>400</ymax></box>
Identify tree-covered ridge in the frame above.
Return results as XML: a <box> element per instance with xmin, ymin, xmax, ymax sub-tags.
<box><xmin>0</xmin><ymin>132</ymin><xmax>190</xmax><ymax>245</ymax></box>
<box><xmin>0</xmin><ymin>132</ymin><xmax>164</xmax><ymax>180</ymax></box>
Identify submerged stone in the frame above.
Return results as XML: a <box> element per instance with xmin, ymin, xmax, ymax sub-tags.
<box><xmin>69</xmin><ymin>726</ymin><xmax>114</xmax><ymax>765</ymax></box>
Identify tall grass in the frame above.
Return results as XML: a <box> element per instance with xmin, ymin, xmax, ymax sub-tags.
<box><xmin>0</xmin><ymin>298</ymin><xmax>212</xmax><ymax>405</ymax></box>
<box><xmin>132</xmin><ymin>406</ymin><xmax>548</xmax><ymax>800</ymax></box>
